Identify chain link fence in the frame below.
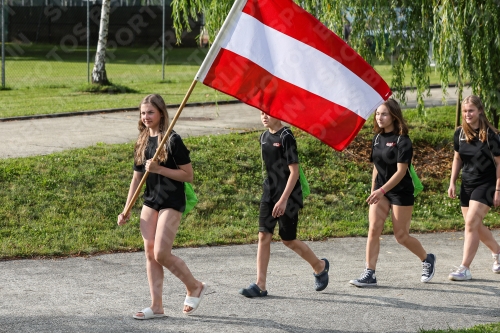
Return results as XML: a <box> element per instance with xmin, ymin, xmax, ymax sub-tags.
<box><xmin>0</xmin><ymin>0</ymin><xmax>203</xmax><ymax>89</ymax></box>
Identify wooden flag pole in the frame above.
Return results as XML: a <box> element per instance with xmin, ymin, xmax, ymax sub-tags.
<box><xmin>123</xmin><ymin>79</ymin><xmax>198</xmax><ymax>217</ymax></box>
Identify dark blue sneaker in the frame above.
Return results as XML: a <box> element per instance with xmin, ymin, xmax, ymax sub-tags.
<box><xmin>313</xmin><ymin>258</ymin><xmax>329</xmax><ymax>291</ymax></box>
<box><xmin>421</xmin><ymin>253</ymin><xmax>436</xmax><ymax>283</ymax></box>
<box><xmin>349</xmin><ymin>268</ymin><xmax>377</xmax><ymax>287</ymax></box>
<box><xmin>238</xmin><ymin>283</ymin><xmax>268</xmax><ymax>298</ymax></box>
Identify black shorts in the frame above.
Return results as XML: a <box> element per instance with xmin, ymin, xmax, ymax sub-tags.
<box><xmin>143</xmin><ymin>199</ymin><xmax>185</xmax><ymax>213</ymax></box>
<box><xmin>259</xmin><ymin>201</ymin><xmax>300</xmax><ymax>241</ymax></box>
<box><xmin>375</xmin><ymin>187</ymin><xmax>414</xmax><ymax>206</ymax></box>
<box><xmin>460</xmin><ymin>181</ymin><xmax>495</xmax><ymax>207</ymax></box>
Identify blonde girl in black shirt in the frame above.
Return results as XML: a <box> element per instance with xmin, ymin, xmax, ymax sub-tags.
<box><xmin>350</xmin><ymin>99</ymin><xmax>436</xmax><ymax>287</ymax></box>
<box><xmin>448</xmin><ymin>95</ymin><xmax>500</xmax><ymax>280</ymax></box>
<box><xmin>117</xmin><ymin>94</ymin><xmax>207</xmax><ymax>318</ymax></box>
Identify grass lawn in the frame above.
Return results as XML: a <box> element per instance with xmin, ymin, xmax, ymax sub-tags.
<box><xmin>1</xmin><ymin>105</ymin><xmax>500</xmax><ymax>259</ymax></box>
<box><xmin>0</xmin><ymin>45</ymin><xmax>233</xmax><ymax>118</ymax></box>
<box><xmin>1</xmin><ymin>44</ymin><xmax>447</xmax><ymax>118</ymax></box>
<box><xmin>0</xmin><ymin>43</ymin><xmax>496</xmax><ymax>333</ymax></box>
<box><xmin>1</xmin><ymin>94</ymin><xmax>498</xmax><ymax>333</ymax></box>
<box><xmin>420</xmin><ymin>323</ymin><xmax>500</xmax><ymax>333</ymax></box>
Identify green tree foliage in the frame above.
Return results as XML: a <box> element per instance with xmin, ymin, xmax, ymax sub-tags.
<box><xmin>172</xmin><ymin>0</ymin><xmax>500</xmax><ymax>124</ymax></box>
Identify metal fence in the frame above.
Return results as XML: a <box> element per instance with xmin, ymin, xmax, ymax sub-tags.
<box><xmin>0</xmin><ymin>0</ymin><xmax>203</xmax><ymax>88</ymax></box>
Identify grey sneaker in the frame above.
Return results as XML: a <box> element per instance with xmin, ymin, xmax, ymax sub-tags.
<box><xmin>349</xmin><ymin>268</ymin><xmax>377</xmax><ymax>287</ymax></box>
<box><xmin>492</xmin><ymin>252</ymin><xmax>500</xmax><ymax>273</ymax></box>
<box><xmin>448</xmin><ymin>265</ymin><xmax>472</xmax><ymax>281</ymax></box>
<box><xmin>421</xmin><ymin>253</ymin><xmax>436</xmax><ymax>283</ymax></box>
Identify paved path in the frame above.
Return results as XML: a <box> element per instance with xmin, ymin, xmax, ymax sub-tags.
<box><xmin>1</xmin><ymin>232</ymin><xmax>500</xmax><ymax>333</ymax></box>
<box><xmin>3</xmin><ymin>85</ymin><xmax>499</xmax><ymax>333</ymax></box>
<box><xmin>0</xmin><ymin>86</ymin><xmax>471</xmax><ymax>159</ymax></box>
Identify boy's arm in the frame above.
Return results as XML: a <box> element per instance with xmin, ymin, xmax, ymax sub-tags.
<box><xmin>272</xmin><ymin>163</ymin><xmax>299</xmax><ymax>218</ymax></box>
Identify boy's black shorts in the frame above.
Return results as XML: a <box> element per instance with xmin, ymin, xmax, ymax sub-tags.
<box><xmin>258</xmin><ymin>201</ymin><xmax>300</xmax><ymax>241</ymax></box>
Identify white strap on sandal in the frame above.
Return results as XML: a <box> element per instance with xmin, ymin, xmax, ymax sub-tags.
<box><xmin>183</xmin><ymin>283</ymin><xmax>208</xmax><ymax>315</ymax></box>
<box><xmin>133</xmin><ymin>307</ymin><xmax>165</xmax><ymax>320</ymax></box>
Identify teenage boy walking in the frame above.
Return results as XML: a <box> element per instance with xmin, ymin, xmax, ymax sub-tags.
<box><xmin>238</xmin><ymin>112</ymin><xmax>329</xmax><ymax>297</ymax></box>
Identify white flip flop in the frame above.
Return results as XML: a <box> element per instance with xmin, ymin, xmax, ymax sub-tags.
<box><xmin>183</xmin><ymin>282</ymin><xmax>208</xmax><ymax>315</ymax></box>
<box><xmin>133</xmin><ymin>307</ymin><xmax>166</xmax><ymax>320</ymax></box>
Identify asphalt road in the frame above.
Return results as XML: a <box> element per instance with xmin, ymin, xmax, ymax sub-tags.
<box><xmin>1</xmin><ymin>232</ymin><xmax>500</xmax><ymax>333</ymax></box>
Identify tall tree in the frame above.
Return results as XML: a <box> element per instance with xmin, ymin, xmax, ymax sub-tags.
<box><xmin>92</xmin><ymin>0</ymin><xmax>111</xmax><ymax>85</ymax></box>
<box><xmin>433</xmin><ymin>1</ymin><xmax>500</xmax><ymax>126</ymax></box>
<box><xmin>172</xmin><ymin>0</ymin><xmax>500</xmax><ymax>125</ymax></box>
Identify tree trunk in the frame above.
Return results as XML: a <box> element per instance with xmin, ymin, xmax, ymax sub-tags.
<box><xmin>455</xmin><ymin>87</ymin><xmax>463</xmax><ymax>128</ymax></box>
<box><xmin>455</xmin><ymin>98</ymin><xmax>461</xmax><ymax>128</ymax></box>
<box><xmin>492</xmin><ymin>108</ymin><xmax>499</xmax><ymax>129</ymax></box>
<box><xmin>92</xmin><ymin>0</ymin><xmax>111</xmax><ymax>85</ymax></box>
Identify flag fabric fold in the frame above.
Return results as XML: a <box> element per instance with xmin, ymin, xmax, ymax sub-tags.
<box><xmin>196</xmin><ymin>0</ymin><xmax>392</xmax><ymax>151</ymax></box>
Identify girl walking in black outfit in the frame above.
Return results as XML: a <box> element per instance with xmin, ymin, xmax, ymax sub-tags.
<box><xmin>350</xmin><ymin>99</ymin><xmax>436</xmax><ymax>287</ymax></box>
<box><xmin>448</xmin><ymin>95</ymin><xmax>500</xmax><ymax>280</ymax></box>
<box><xmin>118</xmin><ymin>94</ymin><xmax>207</xmax><ymax>318</ymax></box>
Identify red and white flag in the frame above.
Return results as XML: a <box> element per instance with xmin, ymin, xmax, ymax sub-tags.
<box><xmin>196</xmin><ymin>0</ymin><xmax>392</xmax><ymax>151</ymax></box>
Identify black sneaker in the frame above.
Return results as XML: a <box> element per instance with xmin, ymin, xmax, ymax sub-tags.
<box><xmin>349</xmin><ymin>268</ymin><xmax>377</xmax><ymax>287</ymax></box>
<box><xmin>421</xmin><ymin>253</ymin><xmax>436</xmax><ymax>283</ymax></box>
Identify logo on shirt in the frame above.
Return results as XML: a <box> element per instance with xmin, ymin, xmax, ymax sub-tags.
<box><xmin>273</xmin><ymin>143</ymin><xmax>281</xmax><ymax>147</ymax></box>
<box><xmin>386</xmin><ymin>142</ymin><xmax>397</xmax><ymax>147</ymax></box>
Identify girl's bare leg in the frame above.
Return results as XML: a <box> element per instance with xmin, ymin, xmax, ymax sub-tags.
<box><xmin>391</xmin><ymin>205</ymin><xmax>426</xmax><ymax>260</ymax></box>
<box><xmin>366</xmin><ymin>196</ymin><xmax>391</xmax><ymax>269</ymax></box>
<box><xmin>460</xmin><ymin>201</ymin><xmax>493</xmax><ymax>267</ymax></box>
<box><xmin>154</xmin><ymin>208</ymin><xmax>203</xmax><ymax>313</ymax></box>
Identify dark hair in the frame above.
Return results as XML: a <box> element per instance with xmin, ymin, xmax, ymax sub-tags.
<box><xmin>373</xmin><ymin>99</ymin><xmax>408</xmax><ymax>135</ymax></box>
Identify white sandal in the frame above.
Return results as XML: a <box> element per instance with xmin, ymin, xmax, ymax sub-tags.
<box><xmin>183</xmin><ymin>282</ymin><xmax>208</xmax><ymax>315</ymax></box>
<box><xmin>133</xmin><ymin>307</ymin><xmax>166</xmax><ymax>320</ymax></box>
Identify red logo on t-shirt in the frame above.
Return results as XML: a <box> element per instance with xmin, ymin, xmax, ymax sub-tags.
<box><xmin>273</xmin><ymin>143</ymin><xmax>281</xmax><ymax>147</ymax></box>
<box><xmin>386</xmin><ymin>142</ymin><xmax>396</xmax><ymax>147</ymax></box>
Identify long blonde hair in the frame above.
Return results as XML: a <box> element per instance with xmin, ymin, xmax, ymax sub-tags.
<box><xmin>134</xmin><ymin>94</ymin><xmax>170</xmax><ymax>165</ymax></box>
<box><xmin>461</xmin><ymin>95</ymin><xmax>498</xmax><ymax>143</ymax></box>
<box><xmin>373</xmin><ymin>99</ymin><xmax>409</xmax><ymax>135</ymax></box>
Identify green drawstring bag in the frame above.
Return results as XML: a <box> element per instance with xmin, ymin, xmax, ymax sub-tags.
<box><xmin>392</xmin><ymin>135</ymin><xmax>423</xmax><ymax>197</ymax></box>
<box><xmin>183</xmin><ymin>183</ymin><xmax>198</xmax><ymax>217</ymax></box>
<box><xmin>170</xmin><ymin>146</ymin><xmax>198</xmax><ymax>217</ymax></box>
<box><xmin>409</xmin><ymin>164</ymin><xmax>423</xmax><ymax>197</ymax></box>
<box><xmin>299</xmin><ymin>165</ymin><xmax>310</xmax><ymax>199</ymax></box>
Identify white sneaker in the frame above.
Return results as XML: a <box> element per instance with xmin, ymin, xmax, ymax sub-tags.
<box><xmin>448</xmin><ymin>265</ymin><xmax>472</xmax><ymax>281</ymax></box>
<box><xmin>492</xmin><ymin>253</ymin><xmax>500</xmax><ymax>273</ymax></box>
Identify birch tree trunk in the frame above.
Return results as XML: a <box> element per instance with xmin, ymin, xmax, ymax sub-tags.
<box><xmin>92</xmin><ymin>0</ymin><xmax>111</xmax><ymax>85</ymax></box>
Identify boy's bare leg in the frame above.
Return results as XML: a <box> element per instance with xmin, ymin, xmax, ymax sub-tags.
<box><xmin>256</xmin><ymin>231</ymin><xmax>272</xmax><ymax>291</ymax></box>
<box><xmin>282</xmin><ymin>239</ymin><xmax>325</xmax><ymax>273</ymax></box>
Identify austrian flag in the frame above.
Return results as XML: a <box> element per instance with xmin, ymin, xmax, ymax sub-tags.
<box><xmin>196</xmin><ymin>0</ymin><xmax>392</xmax><ymax>151</ymax></box>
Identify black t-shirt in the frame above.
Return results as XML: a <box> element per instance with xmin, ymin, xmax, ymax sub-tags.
<box><xmin>454</xmin><ymin>127</ymin><xmax>500</xmax><ymax>186</ymax></box>
<box><xmin>260</xmin><ymin>127</ymin><xmax>303</xmax><ymax>207</ymax></box>
<box><xmin>133</xmin><ymin>131</ymin><xmax>191</xmax><ymax>207</ymax></box>
<box><xmin>370</xmin><ymin>132</ymin><xmax>414</xmax><ymax>194</ymax></box>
